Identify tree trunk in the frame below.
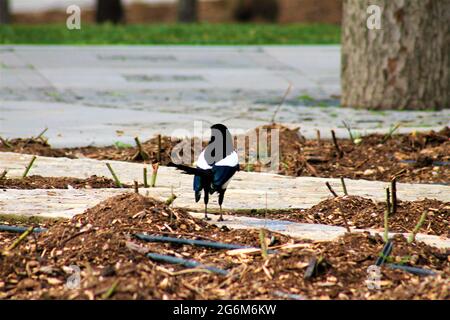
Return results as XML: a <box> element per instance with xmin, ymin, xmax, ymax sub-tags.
<box><xmin>178</xmin><ymin>0</ymin><xmax>198</xmax><ymax>23</ymax></box>
<box><xmin>96</xmin><ymin>0</ymin><xmax>124</xmax><ymax>24</ymax></box>
<box><xmin>0</xmin><ymin>0</ymin><xmax>10</xmax><ymax>24</ymax></box>
<box><xmin>341</xmin><ymin>0</ymin><xmax>450</xmax><ymax>110</ymax></box>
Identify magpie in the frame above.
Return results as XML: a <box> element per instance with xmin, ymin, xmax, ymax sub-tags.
<box><xmin>168</xmin><ymin>124</ymin><xmax>239</xmax><ymax>221</ymax></box>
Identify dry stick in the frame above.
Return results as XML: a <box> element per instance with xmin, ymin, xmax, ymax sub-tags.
<box><xmin>259</xmin><ymin>229</ymin><xmax>268</xmax><ymax>259</ymax></box>
<box><xmin>325</xmin><ymin>182</ymin><xmax>338</xmax><ymax>198</ymax></box>
<box><xmin>331</xmin><ymin>130</ymin><xmax>343</xmax><ymax>158</ymax></box>
<box><xmin>165</xmin><ymin>192</ymin><xmax>177</xmax><ymax>206</ymax></box>
<box><xmin>342</xmin><ymin>121</ymin><xmax>354</xmax><ymax>143</ymax></box>
<box><xmin>151</xmin><ymin>163</ymin><xmax>159</xmax><ymax>187</ymax></box>
<box><xmin>105</xmin><ymin>163</ymin><xmax>123</xmax><ymax>188</ymax></box>
<box><xmin>134</xmin><ymin>181</ymin><xmax>139</xmax><ymax>194</ymax></box>
<box><xmin>0</xmin><ymin>170</ymin><xmax>7</xmax><ymax>180</ymax></box>
<box><xmin>22</xmin><ymin>156</ymin><xmax>37</xmax><ymax>178</ymax></box>
<box><xmin>270</xmin><ymin>83</ymin><xmax>292</xmax><ymax>124</ymax></box>
<box><xmin>0</xmin><ymin>137</ymin><xmax>12</xmax><ymax>149</ymax></box>
<box><xmin>316</xmin><ymin>130</ymin><xmax>321</xmax><ymax>145</ymax></box>
<box><xmin>134</xmin><ymin>137</ymin><xmax>149</xmax><ymax>160</ymax></box>
<box><xmin>157</xmin><ymin>134</ymin><xmax>162</xmax><ymax>163</ymax></box>
<box><xmin>6</xmin><ymin>226</ymin><xmax>34</xmax><ymax>251</ymax></box>
<box><xmin>340</xmin><ymin>177</ymin><xmax>348</xmax><ymax>196</ymax></box>
<box><xmin>143</xmin><ymin>167</ymin><xmax>149</xmax><ymax>188</ymax></box>
<box><xmin>35</xmin><ymin>127</ymin><xmax>48</xmax><ymax>141</ymax></box>
<box><xmin>383</xmin><ymin>206</ymin><xmax>389</xmax><ymax>243</ymax></box>
<box><xmin>385</xmin><ymin>187</ymin><xmax>391</xmax><ymax>217</ymax></box>
<box><xmin>382</xmin><ymin>123</ymin><xmax>401</xmax><ymax>143</ymax></box>
<box><xmin>390</xmin><ymin>177</ymin><xmax>397</xmax><ymax>215</ymax></box>
<box><xmin>408</xmin><ymin>211</ymin><xmax>428</xmax><ymax>244</ymax></box>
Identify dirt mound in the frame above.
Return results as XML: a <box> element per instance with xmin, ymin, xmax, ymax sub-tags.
<box><xmin>0</xmin><ymin>193</ymin><xmax>449</xmax><ymax>300</ymax></box>
<box><xmin>0</xmin><ymin>138</ymin><xmax>68</xmax><ymax>158</ymax></box>
<box><xmin>0</xmin><ymin>175</ymin><xmax>125</xmax><ymax>189</ymax></box>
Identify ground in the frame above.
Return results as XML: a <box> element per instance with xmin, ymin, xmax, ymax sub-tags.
<box><xmin>0</xmin><ymin>43</ymin><xmax>449</xmax><ymax>300</ymax></box>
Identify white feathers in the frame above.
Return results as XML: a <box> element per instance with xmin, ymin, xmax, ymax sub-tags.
<box><xmin>196</xmin><ymin>150</ymin><xmax>238</xmax><ymax>169</ymax></box>
<box><xmin>215</xmin><ymin>151</ymin><xmax>239</xmax><ymax>167</ymax></box>
<box><xmin>196</xmin><ymin>150</ymin><xmax>212</xmax><ymax>169</ymax></box>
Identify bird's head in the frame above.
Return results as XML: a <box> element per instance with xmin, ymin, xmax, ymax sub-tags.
<box><xmin>205</xmin><ymin>123</ymin><xmax>234</xmax><ymax>163</ymax></box>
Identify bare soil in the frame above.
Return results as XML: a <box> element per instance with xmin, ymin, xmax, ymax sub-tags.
<box><xmin>0</xmin><ymin>175</ymin><xmax>128</xmax><ymax>190</ymax></box>
<box><xmin>0</xmin><ymin>193</ymin><xmax>448</xmax><ymax>300</ymax></box>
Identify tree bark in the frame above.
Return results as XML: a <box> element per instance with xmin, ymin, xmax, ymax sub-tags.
<box><xmin>0</xmin><ymin>0</ymin><xmax>10</xmax><ymax>24</ymax></box>
<box><xmin>178</xmin><ymin>0</ymin><xmax>198</xmax><ymax>23</ymax></box>
<box><xmin>96</xmin><ymin>0</ymin><xmax>124</xmax><ymax>24</ymax></box>
<box><xmin>341</xmin><ymin>0</ymin><xmax>450</xmax><ymax>110</ymax></box>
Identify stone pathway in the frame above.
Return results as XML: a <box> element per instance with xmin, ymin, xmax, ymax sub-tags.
<box><xmin>189</xmin><ymin>212</ymin><xmax>450</xmax><ymax>249</ymax></box>
<box><xmin>1</xmin><ymin>152</ymin><xmax>448</xmax><ymax>248</ymax></box>
<box><xmin>1</xmin><ymin>152</ymin><xmax>449</xmax><ymax>213</ymax></box>
<box><xmin>1</xmin><ymin>46</ymin><xmax>448</xmax><ymax>147</ymax></box>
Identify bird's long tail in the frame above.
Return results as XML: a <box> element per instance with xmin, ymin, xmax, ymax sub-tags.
<box><xmin>167</xmin><ymin>162</ymin><xmax>211</xmax><ymax>176</ymax></box>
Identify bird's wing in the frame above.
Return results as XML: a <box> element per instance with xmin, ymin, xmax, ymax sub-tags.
<box><xmin>212</xmin><ymin>165</ymin><xmax>239</xmax><ymax>190</ymax></box>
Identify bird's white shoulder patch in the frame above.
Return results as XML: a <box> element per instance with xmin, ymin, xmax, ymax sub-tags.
<box><xmin>215</xmin><ymin>151</ymin><xmax>239</xmax><ymax>167</ymax></box>
<box><xmin>196</xmin><ymin>150</ymin><xmax>212</xmax><ymax>169</ymax></box>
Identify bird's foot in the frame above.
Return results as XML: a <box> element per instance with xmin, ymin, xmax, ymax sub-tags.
<box><xmin>203</xmin><ymin>216</ymin><xmax>211</xmax><ymax>221</ymax></box>
<box><xmin>218</xmin><ymin>216</ymin><xmax>225</xmax><ymax>222</ymax></box>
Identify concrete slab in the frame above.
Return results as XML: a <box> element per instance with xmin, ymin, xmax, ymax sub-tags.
<box><xmin>1</xmin><ymin>46</ymin><xmax>448</xmax><ymax>147</ymax></box>
<box><xmin>1</xmin><ymin>153</ymin><xmax>449</xmax><ymax>213</ymax></box>
<box><xmin>189</xmin><ymin>212</ymin><xmax>450</xmax><ymax>249</ymax></box>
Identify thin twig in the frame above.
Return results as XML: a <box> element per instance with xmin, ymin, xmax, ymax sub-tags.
<box><xmin>22</xmin><ymin>156</ymin><xmax>37</xmax><ymax>178</ymax></box>
<box><xmin>390</xmin><ymin>177</ymin><xmax>397</xmax><ymax>215</ymax></box>
<box><xmin>157</xmin><ymin>134</ymin><xmax>162</xmax><ymax>163</ymax></box>
<box><xmin>382</xmin><ymin>123</ymin><xmax>401</xmax><ymax>143</ymax></box>
<box><xmin>340</xmin><ymin>177</ymin><xmax>348</xmax><ymax>196</ymax></box>
<box><xmin>0</xmin><ymin>170</ymin><xmax>7</xmax><ymax>180</ymax></box>
<box><xmin>270</xmin><ymin>83</ymin><xmax>292</xmax><ymax>124</ymax></box>
<box><xmin>143</xmin><ymin>167</ymin><xmax>148</xmax><ymax>188</ymax></box>
<box><xmin>0</xmin><ymin>137</ymin><xmax>12</xmax><ymax>148</ymax></box>
<box><xmin>385</xmin><ymin>187</ymin><xmax>391</xmax><ymax>217</ymax></box>
<box><xmin>151</xmin><ymin>163</ymin><xmax>159</xmax><ymax>187</ymax></box>
<box><xmin>133</xmin><ymin>137</ymin><xmax>149</xmax><ymax>161</ymax></box>
<box><xmin>6</xmin><ymin>226</ymin><xmax>34</xmax><ymax>251</ymax></box>
<box><xmin>101</xmin><ymin>280</ymin><xmax>120</xmax><ymax>300</ymax></box>
<box><xmin>408</xmin><ymin>211</ymin><xmax>428</xmax><ymax>244</ymax></box>
<box><xmin>134</xmin><ymin>181</ymin><xmax>139</xmax><ymax>194</ymax></box>
<box><xmin>316</xmin><ymin>130</ymin><xmax>321</xmax><ymax>145</ymax></box>
<box><xmin>331</xmin><ymin>130</ymin><xmax>343</xmax><ymax>158</ymax></box>
<box><xmin>383</xmin><ymin>207</ymin><xmax>389</xmax><ymax>243</ymax></box>
<box><xmin>105</xmin><ymin>163</ymin><xmax>123</xmax><ymax>188</ymax></box>
<box><xmin>342</xmin><ymin>121</ymin><xmax>354</xmax><ymax>143</ymax></box>
<box><xmin>259</xmin><ymin>229</ymin><xmax>268</xmax><ymax>259</ymax></box>
<box><xmin>35</xmin><ymin>127</ymin><xmax>48</xmax><ymax>141</ymax></box>
<box><xmin>325</xmin><ymin>182</ymin><xmax>338</xmax><ymax>198</ymax></box>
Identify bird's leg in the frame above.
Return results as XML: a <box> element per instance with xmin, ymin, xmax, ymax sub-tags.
<box><xmin>203</xmin><ymin>203</ymin><xmax>211</xmax><ymax>220</ymax></box>
<box><xmin>218</xmin><ymin>204</ymin><xmax>224</xmax><ymax>222</ymax></box>
<box><xmin>218</xmin><ymin>190</ymin><xmax>225</xmax><ymax>222</ymax></box>
<box><xmin>203</xmin><ymin>190</ymin><xmax>211</xmax><ymax>220</ymax></box>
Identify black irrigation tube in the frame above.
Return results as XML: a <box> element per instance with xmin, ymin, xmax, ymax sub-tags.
<box><xmin>375</xmin><ymin>241</ymin><xmax>394</xmax><ymax>266</ymax></box>
<box><xmin>147</xmin><ymin>253</ymin><xmax>229</xmax><ymax>276</ymax></box>
<box><xmin>399</xmin><ymin>160</ymin><xmax>450</xmax><ymax>167</ymax></box>
<box><xmin>0</xmin><ymin>225</ymin><xmax>47</xmax><ymax>233</ymax></box>
<box><xmin>388</xmin><ymin>264</ymin><xmax>437</xmax><ymax>277</ymax></box>
<box><xmin>135</xmin><ymin>233</ymin><xmax>277</xmax><ymax>254</ymax></box>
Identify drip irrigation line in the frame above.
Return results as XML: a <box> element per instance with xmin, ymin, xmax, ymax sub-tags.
<box><xmin>147</xmin><ymin>252</ymin><xmax>228</xmax><ymax>276</ymax></box>
<box><xmin>0</xmin><ymin>225</ymin><xmax>47</xmax><ymax>233</ymax></box>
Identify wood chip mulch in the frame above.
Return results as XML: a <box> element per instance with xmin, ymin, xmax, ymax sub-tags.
<box><xmin>1</xmin><ymin>193</ymin><xmax>448</xmax><ymax>300</ymax></box>
<box><xmin>228</xmin><ymin>196</ymin><xmax>449</xmax><ymax>237</ymax></box>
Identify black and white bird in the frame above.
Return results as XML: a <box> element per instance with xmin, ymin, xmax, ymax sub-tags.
<box><xmin>169</xmin><ymin>124</ymin><xmax>239</xmax><ymax>221</ymax></box>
